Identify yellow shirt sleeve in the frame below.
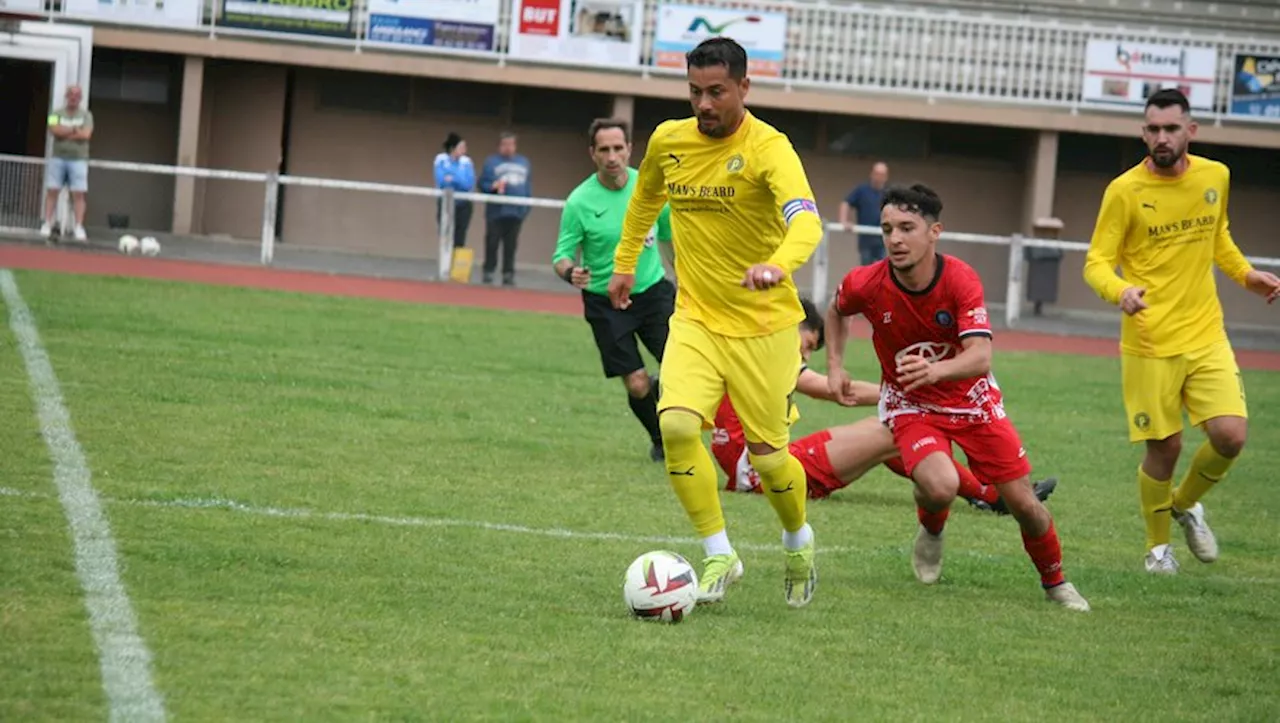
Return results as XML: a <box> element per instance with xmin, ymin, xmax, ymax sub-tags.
<box><xmin>1211</xmin><ymin>176</ymin><xmax>1253</xmax><ymax>287</ymax></box>
<box><xmin>614</xmin><ymin>130</ymin><xmax>670</xmax><ymax>276</ymax></box>
<box><xmin>756</xmin><ymin>135</ymin><xmax>823</xmax><ymax>274</ymax></box>
<box><xmin>1082</xmin><ymin>179</ymin><xmax>1133</xmax><ymax>305</ymax></box>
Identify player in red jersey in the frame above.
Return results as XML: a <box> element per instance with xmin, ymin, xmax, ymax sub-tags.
<box><xmin>711</xmin><ymin>299</ymin><xmax>1060</xmax><ymax>509</ymax></box>
<box><xmin>824</xmin><ymin>183</ymin><xmax>1090</xmax><ymax>612</ymax></box>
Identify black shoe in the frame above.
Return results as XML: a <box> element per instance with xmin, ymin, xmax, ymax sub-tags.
<box><xmin>502</xmin><ymin>273</ymin><xmax>515</xmax><ymax>287</ymax></box>
<box><xmin>482</xmin><ymin>272</ymin><xmax>494</xmax><ymax>284</ymax></box>
<box><xmin>972</xmin><ymin>477</ymin><xmax>1059</xmax><ymax>516</ymax></box>
<box><xmin>649</xmin><ymin>443</ymin><xmax>665</xmax><ymax>462</ymax></box>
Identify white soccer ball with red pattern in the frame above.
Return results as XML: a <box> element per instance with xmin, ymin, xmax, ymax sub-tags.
<box><xmin>622</xmin><ymin>550</ymin><xmax>699</xmax><ymax>623</ymax></box>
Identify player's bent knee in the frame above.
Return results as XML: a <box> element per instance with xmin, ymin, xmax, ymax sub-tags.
<box><xmin>913</xmin><ymin>453</ymin><xmax>959</xmax><ymax>508</ymax></box>
<box><xmin>658</xmin><ymin>408</ymin><xmax>702</xmax><ymax>445</ymax></box>
<box><xmin>621</xmin><ymin>370</ymin><xmax>650</xmax><ymax>398</ymax></box>
<box><xmin>1205</xmin><ymin>417</ymin><xmax>1247</xmax><ymax>458</ymax></box>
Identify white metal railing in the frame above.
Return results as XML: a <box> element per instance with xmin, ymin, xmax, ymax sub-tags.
<box><xmin>2</xmin><ymin>154</ymin><xmax>1278</xmax><ymax>328</ymax></box>
<box><xmin>15</xmin><ymin>0</ymin><xmax>1280</xmax><ymax>123</ymax></box>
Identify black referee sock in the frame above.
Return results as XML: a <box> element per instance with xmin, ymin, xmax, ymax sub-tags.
<box><xmin>627</xmin><ymin>382</ymin><xmax>662</xmax><ymax>446</ymax></box>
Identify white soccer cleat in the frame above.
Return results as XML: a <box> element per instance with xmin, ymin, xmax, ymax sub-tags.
<box><xmin>912</xmin><ymin>525</ymin><xmax>944</xmax><ymax>584</ymax></box>
<box><xmin>1045</xmin><ymin>582</ymin><xmax>1091</xmax><ymax>612</ymax></box>
<box><xmin>1144</xmin><ymin>544</ymin><xmax>1179</xmax><ymax>575</ymax></box>
<box><xmin>1174</xmin><ymin>503</ymin><xmax>1219</xmax><ymax>563</ymax></box>
<box><xmin>73</xmin><ymin>225</ymin><xmax>87</xmax><ymax>242</ymax></box>
<box><xmin>39</xmin><ymin>222</ymin><xmax>52</xmax><ymax>239</ymax></box>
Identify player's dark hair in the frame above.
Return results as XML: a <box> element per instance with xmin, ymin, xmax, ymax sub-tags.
<box><xmin>443</xmin><ymin>132</ymin><xmax>463</xmax><ymax>152</ymax></box>
<box><xmin>799</xmin><ymin>297</ymin><xmax>825</xmax><ymax>350</ymax></box>
<box><xmin>588</xmin><ymin>118</ymin><xmax>630</xmax><ymax>148</ymax></box>
<box><xmin>686</xmin><ymin>37</ymin><xmax>748</xmax><ymax>80</ymax></box>
<box><xmin>881</xmin><ymin>183</ymin><xmax>943</xmax><ymax>222</ymax></box>
<box><xmin>1146</xmin><ymin>87</ymin><xmax>1190</xmax><ymax>114</ymax></box>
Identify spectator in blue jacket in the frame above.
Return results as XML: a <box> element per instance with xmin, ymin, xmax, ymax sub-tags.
<box><xmin>433</xmin><ymin>132</ymin><xmax>475</xmax><ymax>248</ymax></box>
<box><xmin>838</xmin><ymin>161</ymin><xmax>890</xmax><ymax>266</ymax></box>
<box><xmin>478</xmin><ymin>132</ymin><xmax>532</xmax><ymax>286</ymax></box>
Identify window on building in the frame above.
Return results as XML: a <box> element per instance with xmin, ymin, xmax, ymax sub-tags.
<box><xmin>927</xmin><ymin>122</ymin><xmax>1025</xmax><ymax>165</ymax></box>
<box><xmin>414</xmin><ymin>78</ymin><xmax>506</xmax><ymax>118</ymax></box>
<box><xmin>510</xmin><ymin>87</ymin><xmax>611</xmax><ymax>129</ymax></box>
<box><xmin>825</xmin><ymin>115</ymin><xmax>929</xmax><ymax>159</ymax></box>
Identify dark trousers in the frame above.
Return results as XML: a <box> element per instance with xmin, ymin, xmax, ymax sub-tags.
<box><xmin>437</xmin><ymin>198</ymin><xmax>473</xmax><ymax>248</ymax></box>
<box><xmin>483</xmin><ymin>216</ymin><xmax>523</xmax><ymax>277</ymax></box>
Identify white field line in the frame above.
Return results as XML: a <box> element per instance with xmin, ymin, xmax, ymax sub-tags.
<box><xmin>2</xmin><ymin>485</ymin><xmax>1276</xmax><ymax>587</ymax></box>
<box><xmin>0</xmin><ymin>270</ymin><xmax>167</xmax><ymax>723</ymax></box>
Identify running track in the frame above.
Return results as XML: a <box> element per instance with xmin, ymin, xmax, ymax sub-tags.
<box><xmin>3</xmin><ymin>244</ymin><xmax>1278</xmax><ymax>371</ymax></box>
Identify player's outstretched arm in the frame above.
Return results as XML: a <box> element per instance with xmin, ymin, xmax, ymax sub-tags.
<box><xmin>796</xmin><ymin>368</ymin><xmax>878</xmax><ymax>407</ymax></box>
<box><xmin>760</xmin><ymin>135</ymin><xmax>824</xmax><ymax>279</ymax></box>
<box><xmin>1083</xmin><ymin>181</ymin><xmax>1142</xmax><ymax>311</ymax></box>
<box><xmin>823</xmin><ymin>295</ymin><xmax>859</xmax><ymax>406</ymax></box>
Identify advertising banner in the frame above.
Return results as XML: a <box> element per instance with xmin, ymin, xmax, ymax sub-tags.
<box><xmin>367</xmin><ymin>0</ymin><xmax>499</xmax><ymax>52</ymax></box>
<box><xmin>0</xmin><ymin>0</ymin><xmax>47</xmax><ymax>13</ymax></box>
<box><xmin>63</xmin><ymin>0</ymin><xmax>201</xmax><ymax>28</ymax></box>
<box><xmin>220</xmin><ymin>0</ymin><xmax>355</xmax><ymax>38</ymax></box>
<box><xmin>507</xmin><ymin>0</ymin><xmax>644</xmax><ymax>69</ymax></box>
<box><xmin>1081</xmin><ymin>40</ymin><xmax>1217</xmax><ymax>110</ymax></box>
<box><xmin>652</xmin><ymin>3</ymin><xmax>788</xmax><ymax>78</ymax></box>
<box><xmin>1229</xmin><ymin>53</ymin><xmax>1280</xmax><ymax>122</ymax></box>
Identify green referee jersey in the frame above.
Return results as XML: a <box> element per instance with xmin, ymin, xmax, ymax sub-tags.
<box><xmin>552</xmin><ymin>168</ymin><xmax>671</xmax><ymax>296</ymax></box>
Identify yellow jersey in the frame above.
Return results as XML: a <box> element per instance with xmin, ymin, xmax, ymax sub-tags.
<box><xmin>613</xmin><ymin>112</ymin><xmax>824</xmax><ymax>338</ymax></box>
<box><xmin>1083</xmin><ymin>154</ymin><xmax>1253</xmax><ymax>358</ymax></box>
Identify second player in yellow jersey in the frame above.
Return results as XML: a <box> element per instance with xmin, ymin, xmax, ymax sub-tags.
<box><xmin>1083</xmin><ymin>88</ymin><xmax>1280</xmax><ymax>575</ymax></box>
<box><xmin>608</xmin><ymin>37</ymin><xmax>824</xmax><ymax>609</ymax></box>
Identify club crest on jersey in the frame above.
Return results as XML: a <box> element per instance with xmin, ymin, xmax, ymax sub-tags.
<box><xmin>1204</xmin><ymin>188</ymin><xmax>1218</xmax><ymax>205</ymax></box>
<box><xmin>934</xmin><ymin>309</ymin><xmax>954</xmax><ymax>327</ymax></box>
<box><xmin>726</xmin><ymin>154</ymin><xmax>745</xmax><ymax>173</ymax></box>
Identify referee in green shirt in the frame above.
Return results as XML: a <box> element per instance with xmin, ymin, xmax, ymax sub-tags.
<box><xmin>552</xmin><ymin>118</ymin><xmax>676</xmax><ymax>462</ymax></box>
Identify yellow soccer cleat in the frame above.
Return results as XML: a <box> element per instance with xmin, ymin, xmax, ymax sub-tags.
<box><xmin>784</xmin><ymin>540</ymin><xmax>817</xmax><ymax>608</ymax></box>
<box><xmin>696</xmin><ymin>552</ymin><xmax>744</xmax><ymax>604</ymax></box>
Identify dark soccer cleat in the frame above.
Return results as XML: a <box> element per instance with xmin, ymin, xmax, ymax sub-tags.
<box><xmin>650</xmin><ymin>443</ymin><xmax>665</xmax><ymax>462</ymax></box>
<box><xmin>969</xmin><ymin>477</ymin><xmax>1058</xmax><ymax>515</ymax></box>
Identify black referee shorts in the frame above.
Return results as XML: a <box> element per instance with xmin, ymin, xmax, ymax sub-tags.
<box><xmin>582</xmin><ymin>279</ymin><xmax>676</xmax><ymax>378</ymax></box>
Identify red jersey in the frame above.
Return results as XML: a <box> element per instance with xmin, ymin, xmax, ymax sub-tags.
<box><xmin>834</xmin><ymin>254</ymin><xmax>1005</xmax><ymax>423</ymax></box>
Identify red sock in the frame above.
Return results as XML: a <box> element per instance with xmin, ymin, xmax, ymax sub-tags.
<box><xmin>884</xmin><ymin>456</ymin><xmax>909</xmax><ymax>479</ymax></box>
<box><xmin>916</xmin><ymin>505</ymin><xmax>949</xmax><ymax>535</ymax></box>
<box><xmin>955</xmin><ymin>461</ymin><xmax>1000</xmax><ymax>505</ymax></box>
<box><xmin>1022</xmin><ymin>520</ymin><xmax>1066</xmax><ymax>588</ymax></box>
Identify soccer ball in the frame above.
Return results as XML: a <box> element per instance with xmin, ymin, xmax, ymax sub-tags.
<box><xmin>118</xmin><ymin>234</ymin><xmax>139</xmax><ymax>255</ymax></box>
<box><xmin>622</xmin><ymin>550</ymin><xmax>699</xmax><ymax>623</ymax></box>
<box><xmin>139</xmin><ymin>236</ymin><xmax>160</xmax><ymax>257</ymax></box>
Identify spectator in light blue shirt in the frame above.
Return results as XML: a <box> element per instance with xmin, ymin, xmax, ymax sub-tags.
<box><xmin>839</xmin><ymin>161</ymin><xmax>890</xmax><ymax>266</ymax></box>
<box><xmin>478</xmin><ymin>131</ymin><xmax>532</xmax><ymax>286</ymax></box>
<box><xmin>433</xmin><ymin>132</ymin><xmax>475</xmax><ymax>248</ymax></box>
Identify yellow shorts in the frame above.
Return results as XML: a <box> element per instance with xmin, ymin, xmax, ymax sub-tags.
<box><xmin>1121</xmin><ymin>340</ymin><xmax>1248</xmax><ymax>443</ymax></box>
<box><xmin>658</xmin><ymin>315</ymin><xmax>801</xmax><ymax>450</ymax></box>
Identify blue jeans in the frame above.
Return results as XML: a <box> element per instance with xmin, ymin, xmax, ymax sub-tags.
<box><xmin>46</xmin><ymin>157</ymin><xmax>89</xmax><ymax>192</ymax></box>
<box><xmin>859</xmin><ymin>242</ymin><xmax>885</xmax><ymax>266</ymax></box>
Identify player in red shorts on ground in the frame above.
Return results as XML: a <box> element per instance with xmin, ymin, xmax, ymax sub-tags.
<box><xmin>824</xmin><ymin>183</ymin><xmax>1090</xmax><ymax>612</ymax></box>
<box><xmin>711</xmin><ymin>299</ymin><xmax>1060</xmax><ymax>510</ymax></box>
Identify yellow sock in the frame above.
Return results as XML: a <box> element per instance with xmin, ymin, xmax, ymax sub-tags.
<box><xmin>1137</xmin><ymin>466</ymin><xmax>1173</xmax><ymax>550</ymax></box>
<box><xmin>659</xmin><ymin>411</ymin><xmax>724</xmax><ymax>538</ymax></box>
<box><xmin>748</xmin><ymin>447</ymin><xmax>807</xmax><ymax>534</ymax></box>
<box><xmin>1173</xmin><ymin>441</ymin><xmax>1236</xmax><ymax>512</ymax></box>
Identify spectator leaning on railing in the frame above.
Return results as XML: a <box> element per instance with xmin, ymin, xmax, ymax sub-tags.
<box><xmin>479</xmin><ymin>131</ymin><xmax>532</xmax><ymax>286</ymax></box>
<box><xmin>41</xmin><ymin>85</ymin><xmax>93</xmax><ymax>242</ymax></box>
<box><xmin>433</xmin><ymin>132</ymin><xmax>476</xmax><ymax>249</ymax></box>
<box><xmin>839</xmin><ymin>161</ymin><xmax>890</xmax><ymax>266</ymax></box>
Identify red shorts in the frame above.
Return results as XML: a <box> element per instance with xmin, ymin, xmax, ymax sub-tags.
<box><xmin>791</xmin><ymin>429</ymin><xmax>845</xmax><ymax>499</ymax></box>
<box><xmin>890</xmin><ymin>413</ymin><xmax>1030</xmax><ymax>485</ymax></box>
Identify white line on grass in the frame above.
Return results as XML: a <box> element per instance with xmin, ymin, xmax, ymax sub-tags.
<box><xmin>2</xmin><ymin>486</ymin><xmax>1276</xmax><ymax>587</ymax></box>
<box><xmin>0</xmin><ymin>270</ymin><xmax>166</xmax><ymax>723</ymax></box>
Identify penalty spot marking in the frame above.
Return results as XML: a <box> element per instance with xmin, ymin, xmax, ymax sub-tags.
<box><xmin>0</xmin><ymin>270</ymin><xmax>167</xmax><ymax>722</ymax></box>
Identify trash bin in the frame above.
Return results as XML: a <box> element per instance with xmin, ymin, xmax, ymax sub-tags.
<box><xmin>1023</xmin><ymin>217</ymin><xmax>1064</xmax><ymax>315</ymax></box>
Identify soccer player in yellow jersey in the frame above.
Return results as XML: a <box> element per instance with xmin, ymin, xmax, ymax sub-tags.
<box><xmin>607</xmin><ymin>37</ymin><xmax>824</xmax><ymax>608</ymax></box>
<box><xmin>1083</xmin><ymin>88</ymin><xmax>1280</xmax><ymax>575</ymax></box>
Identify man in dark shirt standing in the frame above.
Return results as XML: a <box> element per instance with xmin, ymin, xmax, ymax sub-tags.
<box><xmin>838</xmin><ymin>161</ymin><xmax>889</xmax><ymax>266</ymax></box>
